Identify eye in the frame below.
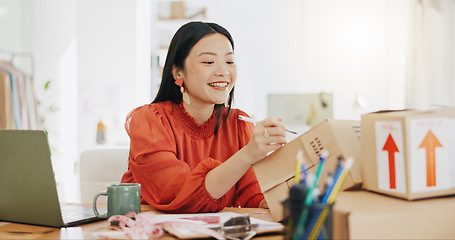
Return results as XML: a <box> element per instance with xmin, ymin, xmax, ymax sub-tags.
<box><xmin>227</xmin><ymin>61</ymin><xmax>235</xmax><ymax>64</ymax></box>
<box><xmin>202</xmin><ymin>61</ymin><xmax>214</xmax><ymax>64</ymax></box>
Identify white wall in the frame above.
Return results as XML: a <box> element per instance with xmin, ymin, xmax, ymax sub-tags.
<box><xmin>77</xmin><ymin>0</ymin><xmax>151</xmax><ymax>150</ymax></box>
<box><xmin>208</xmin><ymin>0</ymin><xmax>304</xmax><ymax>120</ymax></box>
<box><xmin>209</xmin><ymin>0</ymin><xmax>409</xmax><ymax>121</ymax></box>
<box><xmin>1</xmin><ymin>0</ymin><xmax>410</xmax><ymax>202</ymax></box>
<box><xmin>0</xmin><ymin>0</ymin><xmax>151</xmax><ymax>202</ymax></box>
<box><xmin>27</xmin><ymin>0</ymin><xmax>78</xmax><ymax>202</ymax></box>
<box><xmin>0</xmin><ymin>0</ymin><xmax>27</xmax><ymax>55</ymax></box>
<box><xmin>300</xmin><ymin>0</ymin><xmax>389</xmax><ymax>119</ymax></box>
<box><xmin>76</xmin><ymin>0</ymin><xmax>151</xmax><ymax>201</ymax></box>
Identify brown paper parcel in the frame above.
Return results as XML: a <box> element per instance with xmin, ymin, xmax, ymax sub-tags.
<box><xmin>253</xmin><ymin>119</ymin><xmax>362</xmax><ymax>221</ymax></box>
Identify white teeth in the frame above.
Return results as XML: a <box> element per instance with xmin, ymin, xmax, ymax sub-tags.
<box><xmin>208</xmin><ymin>82</ymin><xmax>228</xmax><ymax>87</ymax></box>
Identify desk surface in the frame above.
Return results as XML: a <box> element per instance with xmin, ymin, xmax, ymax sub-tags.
<box><xmin>0</xmin><ymin>205</ymin><xmax>283</xmax><ymax>239</ymax></box>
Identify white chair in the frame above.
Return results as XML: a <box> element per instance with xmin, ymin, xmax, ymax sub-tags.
<box><xmin>79</xmin><ymin>148</ymin><xmax>129</xmax><ymax>203</ymax></box>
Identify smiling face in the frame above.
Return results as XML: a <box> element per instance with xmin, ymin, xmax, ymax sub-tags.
<box><xmin>174</xmin><ymin>33</ymin><xmax>237</xmax><ymax>109</ymax></box>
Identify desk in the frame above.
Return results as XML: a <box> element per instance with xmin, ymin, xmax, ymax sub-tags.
<box><xmin>333</xmin><ymin>190</ymin><xmax>455</xmax><ymax>239</ymax></box>
<box><xmin>0</xmin><ymin>205</ymin><xmax>283</xmax><ymax>239</ymax></box>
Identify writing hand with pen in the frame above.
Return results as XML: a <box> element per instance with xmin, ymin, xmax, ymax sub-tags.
<box><xmin>239</xmin><ymin>115</ymin><xmax>299</xmax><ymax>209</ymax></box>
<box><xmin>239</xmin><ymin>116</ymin><xmax>289</xmax><ymax>164</ymax></box>
<box><xmin>205</xmin><ymin>116</ymin><xmax>290</xmax><ymax>204</ymax></box>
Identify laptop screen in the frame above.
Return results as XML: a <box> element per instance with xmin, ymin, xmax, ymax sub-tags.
<box><xmin>0</xmin><ymin>130</ymin><xmax>67</xmax><ymax>227</ymax></box>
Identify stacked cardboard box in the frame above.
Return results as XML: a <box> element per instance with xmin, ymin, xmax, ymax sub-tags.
<box><xmin>254</xmin><ymin>108</ymin><xmax>455</xmax><ymax>237</ymax></box>
<box><xmin>361</xmin><ymin>107</ymin><xmax>455</xmax><ymax>200</ymax></box>
<box><xmin>331</xmin><ymin>106</ymin><xmax>455</xmax><ymax>238</ymax></box>
<box><xmin>333</xmin><ymin>190</ymin><xmax>455</xmax><ymax>239</ymax></box>
<box><xmin>253</xmin><ymin>119</ymin><xmax>361</xmax><ymax>221</ymax></box>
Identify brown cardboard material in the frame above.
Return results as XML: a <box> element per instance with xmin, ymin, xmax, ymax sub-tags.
<box><xmin>361</xmin><ymin>107</ymin><xmax>455</xmax><ymax>200</ymax></box>
<box><xmin>253</xmin><ymin>119</ymin><xmax>361</xmax><ymax>221</ymax></box>
<box><xmin>171</xmin><ymin>1</ymin><xmax>185</xmax><ymax>19</ymax></box>
<box><xmin>333</xmin><ymin>190</ymin><xmax>455</xmax><ymax>239</ymax></box>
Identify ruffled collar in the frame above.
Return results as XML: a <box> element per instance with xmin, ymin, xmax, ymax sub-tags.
<box><xmin>174</xmin><ymin>102</ymin><xmax>217</xmax><ymax>139</ymax></box>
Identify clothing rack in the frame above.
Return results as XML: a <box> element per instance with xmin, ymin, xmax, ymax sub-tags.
<box><xmin>0</xmin><ymin>49</ymin><xmax>35</xmax><ymax>77</ymax></box>
<box><xmin>0</xmin><ymin>50</ymin><xmax>40</xmax><ymax>130</ymax></box>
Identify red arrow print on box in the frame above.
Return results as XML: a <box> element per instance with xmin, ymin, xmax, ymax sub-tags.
<box><xmin>418</xmin><ymin>129</ymin><xmax>442</xmax><ymax>187</ymax></box>
<box><xmin>382</xmin><ymin>133</ymin><xmax>399</xmax><ymax>189</ymax></box>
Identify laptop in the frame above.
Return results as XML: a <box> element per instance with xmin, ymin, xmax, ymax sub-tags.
<box><xmin>0</xmin><ymin>130</ymin><xmax>106</xmax><ymax>227</ymax></box>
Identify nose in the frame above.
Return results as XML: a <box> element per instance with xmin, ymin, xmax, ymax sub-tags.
<box><xmin>215</xmin><ymin>63</ymin><xmax>229</xmax><ymax>76</ymax></box>
<box><xmin>215</xmin><ymin>70</ymin><xmax>229</xmax><ymax>76</ymax></box>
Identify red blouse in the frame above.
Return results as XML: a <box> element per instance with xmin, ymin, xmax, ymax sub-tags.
<box><xmin>121</xmin><ymin>101</ymin><xmax>264</xmax><ymax>213</ymax></box>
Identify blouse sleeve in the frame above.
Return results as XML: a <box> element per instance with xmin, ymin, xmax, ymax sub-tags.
<box><xmin>123</xmin><ymin>105</ymin><xmax>233</xmax><ymax>213</ymax></box>
<box><xmin>232</xmin><ymin>110</ymin><xmax>265</xmax><ymax>208</ymax></box>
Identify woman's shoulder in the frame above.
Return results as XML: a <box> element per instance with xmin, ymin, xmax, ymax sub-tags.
<box><xmin>222</xmin><ymin>108</ymin><xmax>254</xmax><ymax>140</ymax></box>
<box><xmin>224</xmin><ymin>108</ymin><xmax>253</xmax><ymax>130</ymax></box>
<box><xmin>126</xmin><ymin>101</ymin><xmax>176</xmax><ymax>126</ymax></box>
<box><xmin>226</xmin><ymin>108</ymin><xmax>250</xmax><ymax>121</ymax></box>
<box><xmin>128</xmin><ymin>101</ymin><xmax>173</xmax><ymax>116</ymax></box>
<box><xmin>125</xmin><ymin>101</ymin><xmax>177</xmax><ymax>135</ymax></box>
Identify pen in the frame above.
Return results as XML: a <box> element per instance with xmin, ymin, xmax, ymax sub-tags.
<box><xmin>238</xmin><ymin>115</ymin><xmax>298</xmax><ymax>134</ymax></box>
<box><xmin>321</xmin><ymin>156</ymin><xmax>343</xmax><ymax>203</ymax></box>
<box><xmin>294</xmin><ymin>150</ymin><xmax>304</xmax><ymax>184</ymax></box>
<box><xmin>305</xmin><ymin>158</ymin><xmax>354</xmax><ymax>239</ymax></box>
<box><xmin>303</xmin><ymin>158</ymin><xmax>342</xmax><ymax>239</ymax></box>
<box><xmin>326</xmin><ymin>157</ymin><xmax>354</xmax><ymax>203</ymax></box>
<box><xmin>321</xmin><ymin>171</ymin><xmax>333</xmax><ymax>201</ymax></box>
<box><xmin>292</xmin><ymin>149</ymin><xmax>329</xmax><ymax>240</ymax></box>
<box><xmin>287</xmin><ymin>170</ymin><xmax>308</xmax><ymax>240</ymax></box>
<box><xmin>300</xmin><ymin>161</ymin><xmax>308</xmax><ymax>186</ymax></box>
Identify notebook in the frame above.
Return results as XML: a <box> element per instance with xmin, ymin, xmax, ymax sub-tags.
<box><xmin>0</xmin><ymin>130</ymin><xmax>106</xmax><ymax>227</ymax></box>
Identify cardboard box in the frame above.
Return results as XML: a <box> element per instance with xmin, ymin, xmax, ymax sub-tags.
<box><xmin>333</xmin><ymin>190</ymin><xmax>455</xmax><ymax>239</ymax></box>
<box><xmin>253</xmin><ymin>119</ymin><xmax>361</xmax><ymax>221</ymax></box>
<box><xmin>361</xmin><ymin>107</ymin><xmax>455</xmax><ymax>200</ymax></box>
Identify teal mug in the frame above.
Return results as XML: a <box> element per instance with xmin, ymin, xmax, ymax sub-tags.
<box><xmin>93</xmin><ymin>183</ymin><xmax>141</xmax><ymax>218</ymax></box>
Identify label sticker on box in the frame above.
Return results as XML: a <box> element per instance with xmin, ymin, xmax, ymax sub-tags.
<box><xmin>375</xmin><ymin>121</ymin><xmax>406</xmax><ymax>193</ymax></box>
<box><xmin>409</xmin><ymin>118</ymin><xmax>451</xmax><ymax>192</ymax></box>
<box><xmin>450</xmin><ymin>119</ymin><xmax>455</xmax><ymax>187</ymax></box>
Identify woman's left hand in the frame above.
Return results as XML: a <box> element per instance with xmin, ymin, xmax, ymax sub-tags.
<box><xmin>241</xmin><ymin>117</ymin><xmax>287</xmax><ymax>165</ymax></box>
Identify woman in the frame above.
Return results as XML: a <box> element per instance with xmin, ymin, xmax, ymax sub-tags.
<box><xmin>121</xmin><ymin>21</ymin><xmax>287</xmax><ymax>213</ymax></box>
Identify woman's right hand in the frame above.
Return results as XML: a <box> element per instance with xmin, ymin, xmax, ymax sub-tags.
<box><xmin>241</xmin><ymin>117</ymin><xmax>288</xmax><ymax>165</ymax></box>
<box><xmin>205</xmin><ymin>117</ymin><xmax>288</xmax><ymax>200</ymax></box>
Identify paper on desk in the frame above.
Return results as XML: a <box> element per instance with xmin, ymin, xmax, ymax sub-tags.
<box><xmin>158</xmin><ymin>212</ymin><xmax>283</xmax><ymax>239</ymax></box>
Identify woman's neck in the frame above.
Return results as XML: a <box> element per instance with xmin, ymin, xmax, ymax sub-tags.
<box><xmin>182</xmin><ymin>101</ymin><xmax>215</xmax><ymax>125</ymax></box>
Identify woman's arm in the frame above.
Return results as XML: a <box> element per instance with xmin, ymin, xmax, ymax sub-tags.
<box><xmin>204</xmin><ymin>117</ymin><xmax>287</xmax><ymax>200</ymax></box>
<box><xmin>124</xmin><ymin>105</ymin><xmax>232</xmax><ymax>213</ymax></box>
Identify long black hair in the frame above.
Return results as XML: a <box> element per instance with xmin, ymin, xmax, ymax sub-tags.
<box><xmin>153</xmin><ymin>21</ymin><xmax>235</xmax><ymax>135</ymax></box>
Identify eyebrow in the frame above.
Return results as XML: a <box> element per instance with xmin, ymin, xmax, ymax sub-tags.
<box><xmin>198</xmin><ymin>52</ymin><xmax>234</xmax><ymax>57</ymax></box>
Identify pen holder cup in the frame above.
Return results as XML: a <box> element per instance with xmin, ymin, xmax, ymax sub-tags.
<box><xmin>282</xmin><ymin>200</ymin><xmax>334</xmax><ymax>240</ymax></box>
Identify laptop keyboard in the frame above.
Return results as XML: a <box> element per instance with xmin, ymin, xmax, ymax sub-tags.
<box><xmin>60</xmin><ymin>204</ymin><xmax>106</xmax><ymax>223</ymax></box>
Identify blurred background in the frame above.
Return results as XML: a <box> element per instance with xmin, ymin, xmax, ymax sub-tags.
<box><xmin>1</xmin><ymin>0</ymin><xmax>453</xmax><ymax>202</ymax></box>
